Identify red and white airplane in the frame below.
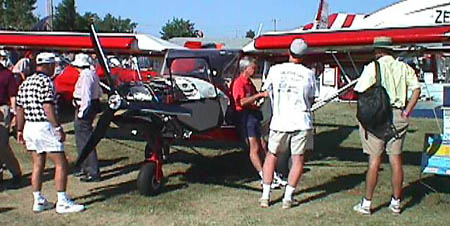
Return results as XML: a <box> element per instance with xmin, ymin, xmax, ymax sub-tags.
<box><xmin>246</xmin><ymin>0</ymin><xmax>450</xmax><ymax>108</ymax></box>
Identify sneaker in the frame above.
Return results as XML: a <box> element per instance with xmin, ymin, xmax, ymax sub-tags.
<box><xmin>353</xmin><ymin>202</ymin><xmax>371</xmax><ymax>215</ymax></box>
<box><xmin>282</xmin><ymin>198</ymin><xmax>299</xmax><ymax>209</ymax></box>
<box><xmin>56</xmin><ymin>199</ymin><xmax>85</xmax><ymax>214</ymax></box>
<box><xmin>33</xmin><ymin>198</ymin><xmax>53</xmax><ymax>212</ymax></box>
<box><xmin>79</xmin><ymin>175</ymin><xmax>101</xmax><ymax>183</ymax></box>
<box><xmin>259</xmin><ymin>198</ymin><xmax>269</xmax><ymax>208</ymax></box>
<box><xmin>273</xmin><ymin>172</ymin><xmax>288</xmax><ymax>187</ymax></box>
<box><xmin>260</xmin><ymin>180</ymin><xmax>282</xmax><ymax>189</ymax></box>
<box><xmin>388</xmin><ymin>198</ymin><xmax>401</xmax><ymax>215</ymax></box>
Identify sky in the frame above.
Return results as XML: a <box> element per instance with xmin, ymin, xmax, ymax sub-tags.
<box><xmin>34</xmin><ymin>0</ymin><xmax>399</xmax><ymax>38</ymax></box>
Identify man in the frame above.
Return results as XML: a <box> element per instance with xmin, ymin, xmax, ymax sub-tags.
<box><xmin>260</xmin><ymin>39</ymin><xmax>318</xmax><ymax>209</ymax></box>
<box><xmin>0</xmin><ymin>50</ymin><xmax>13</xmax><ymax>70</ymax></box>
<box><xmin>16</xmin><ymin>52</ymin><xmax>85</xmax><ymax>213</ymax></box>
<box><xmin>0</xmin><ymin>53</ymin><xmax>22</xmax><ymax>187</ymax></box>
<box><xmin>231</xmin><ymin>56</ymin><xmax>286</xmax><ymax>188</ymax></box>
<box><xmin>72</xmin><ymin>53</ymin><xmax>102</xmax><ymax>182</ymax></box>
<box><xmin>352</xmin><ymin>37</ymin><xmax>421</xmax><ymax>215</ymax></box>
<box><xmin>12</xmin><ymin>50</ymin><xmax>35</xmax><ymax>85</ymax></box>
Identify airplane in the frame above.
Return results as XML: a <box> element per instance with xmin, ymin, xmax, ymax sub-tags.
<box><xmin>2</xmin><ymin>0</ymin><xmax>449</xmax><ymax>196</ymax></box>
<box><xmin>245</xmin><ymin>0</ymin><xmax>450</xmax><ymax>110</ymax></box>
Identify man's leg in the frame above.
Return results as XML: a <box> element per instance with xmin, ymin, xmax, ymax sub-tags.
<box><xmin>31</xmin><ymin>152</ymin><xmax>46</xmax><ymax>192</ymax></box>
<box><xmin>47</xmin><ymin>153</ymin><xmax>68</xmax><ymax>192</ymax></box>
<box><xmin>286</xmin><ymin>154</ymin><xmax>304</xmax><ymax>188</ymax></box>
<box><xmin>389</xmin><ymin>154</ymin><xmax>403</xmax><ymax>199</ymax></box>
<box><xmin>365</xmin><ymin>154</ymin><xmax>382</xmax><ymax>200</ymax></box>
<box><xmin>260</xmin><ymin>152</ymin><xmax>277</xmax><ymax>207</ymax></box>
<box><xmin>248</xmin><ymin>137</ymin><xmax>264</xmax><ymax>173</ymax></box>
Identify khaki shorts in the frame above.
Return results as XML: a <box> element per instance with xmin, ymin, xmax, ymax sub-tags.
<box><xmin>359</xmin><ymin>109</ymin><xmax>409</xmax><ymax>156</ymax></box>
<box><xmin>268</xmin><ymin>129</ymin><xmax>313</xmax><ymax>155</ymax></box>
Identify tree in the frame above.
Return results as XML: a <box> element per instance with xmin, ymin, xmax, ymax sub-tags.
<box><xmin>53</xmin><ymin>0</ymin><xmax>78</xmax><ymax>31</ymax></box>
<box><xmin>160</xmin><ymin>17</ymin><xmax>196</xmax><ymax>40</ymax></box>
<box><xmin>1</xmin><ymin>0</ymin><xmax>38</xmax><ymax>30</ymax></box>
<box><xmin>246</xmin><ymin>29</ymin><xmax>256</xmax><ymax>39</ymax></box>
<box><xmin>98</xmin><ymin>13</ymin><xmax>137</xmax><ymax>33</ymax></box>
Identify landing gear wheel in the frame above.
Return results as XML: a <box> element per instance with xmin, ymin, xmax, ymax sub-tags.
<box><xmin>137</xmin><ymin>162</ymin><xmax>162</xmax><ymax>196</ymax></box>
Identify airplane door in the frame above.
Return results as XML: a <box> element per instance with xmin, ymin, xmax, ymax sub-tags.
<box><xmin>169</xmin><ymin>58</ymin><xmax>224</xmax><ymax>133</ymax></box>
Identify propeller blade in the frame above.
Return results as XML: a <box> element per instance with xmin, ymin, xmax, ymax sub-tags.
<box><xmin>89</xmin><ymin>23</ymin><xmax>116</xmax><ymax>93</ymax></box>
<box><xmin>75</xmin><ymin>108</ymin><xmax>116</xmax><ymax>166</ymax></box>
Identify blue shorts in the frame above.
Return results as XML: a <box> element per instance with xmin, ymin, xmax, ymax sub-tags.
<box><xmin>237</xmin><ymin>110</ymin><xmax>262</xmax><ymax>138</ymax></box>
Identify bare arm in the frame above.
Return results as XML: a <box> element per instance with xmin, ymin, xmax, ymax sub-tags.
<box><xmin>16</xmin><ymin>106</ymin><xmax>25</xmax><ymax>144</ymax></box>
<box><xmin>404</xmin><ymin>88</ymin><xmax>421</xmax><ymax>117</ymax></box>
<box><xmin>240</xmin><ymin>92</ymin><xmax>268</xmax><ymax>107</ymax></box>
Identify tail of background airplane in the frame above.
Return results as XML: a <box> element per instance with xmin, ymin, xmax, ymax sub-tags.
<box><xmin>313</xmin><ymin>0</ymin><xmax>329</xmax><ymax>30</ymax></box>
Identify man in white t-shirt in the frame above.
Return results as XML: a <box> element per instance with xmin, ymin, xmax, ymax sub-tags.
<box><xmin>259</xmin><ymin>39</ymin><xmax>318</xmax><ymax>209</ymax></box>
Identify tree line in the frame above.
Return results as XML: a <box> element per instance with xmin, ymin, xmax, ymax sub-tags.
<box><xmin>0</xmin><ymin>0</ymin><xmax>255</xmax><ymax>39</ymax></box>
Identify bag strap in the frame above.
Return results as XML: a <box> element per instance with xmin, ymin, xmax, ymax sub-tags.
<box><xmin>374</xmin><ymin>60</ymin><xmax>381</xmax><ymax>87</ymax></box>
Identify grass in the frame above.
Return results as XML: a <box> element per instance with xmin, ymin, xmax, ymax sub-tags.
<box><xmin>1</xmin><ymin>102</ymin><xmax>449</xmax><ymax>226</ymax></box>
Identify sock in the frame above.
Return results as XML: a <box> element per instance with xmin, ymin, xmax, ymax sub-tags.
<box><xmin>390</xmin><ymin>196</ymin><xmax>400</xmax><ymax>205</ymax></box>
<box><xmin>261</xmin><ymin>184</ymin><xmax>271</xmax><ymax>200</ymax></box>
<box><xmin>57</xmin><ymin>192</ymin><xmax>68</xmax><ymax>202</ymax></box>
<box><xmin>283</xmin><ymin>185</ymin><xmax>296</xmax><ymax>201</ymax></box>
<box><xmin>362</xmin><ymin>197</ymin><xmax>371</xmax><ymax>208</ymax></box>
<box><xmin>258</xmin><ymin>171</ymin><xmax>263</xmax><ymax>179</ymax></box>
<box><xmin>33</xmin><ymin>191</ymin><xmax>43</xmax><ymax>200</ymax></box>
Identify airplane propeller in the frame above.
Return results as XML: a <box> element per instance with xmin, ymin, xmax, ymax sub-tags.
<box><xmin>75</xmin><ymin>24</ymin><xmax>191</xmax><ymax>167</ymax></box>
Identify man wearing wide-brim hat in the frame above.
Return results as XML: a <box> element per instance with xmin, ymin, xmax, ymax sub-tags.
<box><xmin>72</xmin><ymin>53</ymin><xmax>102</xmax><ymax>182</ymax></box>
<box><xmin>352</xmin><ymin>36</ymin><xmax>421</xmax><ymax>215</ymax></box>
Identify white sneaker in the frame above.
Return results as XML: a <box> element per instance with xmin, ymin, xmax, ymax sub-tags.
<box><xmin>260</xmin><ymin>180</ymin><xmax>281</xmax><ymax>189</ymax></box>
<box><xmin>33</xmin><ymin>197</ymin><xmax>53</xmax><ymax>212</ymax></box>
<box><xmin>388</xmin><ymin>198</ymin><xmax>401</xmax><ymax>215</ymax></box>
<box><xmin>273</xmin><ymin>172</ymin><xmax>288</xmax><ymax>187</ymax></box>
<box><xmin>353</xmin><ymin>202</ymin><xmax>371</xmax><ymax>215</ymax></box>
<box><xmin>56</xmin><ymin>199</ymin><xmax>85</xmax><ymax>214</ymax></box>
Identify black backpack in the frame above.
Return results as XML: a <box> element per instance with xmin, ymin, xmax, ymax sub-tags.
<box><xmin>356</xmin><ymin>61</ymin><xmax>397</xmax><ymax>141</ymax></box>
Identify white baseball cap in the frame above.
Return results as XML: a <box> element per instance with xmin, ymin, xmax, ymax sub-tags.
<box><xmin>289</xmin><ymin>39</ymin><xmax>308</xmax><ymax>57</ymax></box>
<box><xmin>71</xmin><ymin>53</ymin><xmax>93</xmax><ymax>68</ymax></box>
<box><xmin>0</xmin><ymin>50</ymin><xmax>8</xmax><ymax>57</ymax></box>
<box><xmin>36</xmin><ymin>52</ymin><xmax>56</xmax><ymax>65</ymax></box>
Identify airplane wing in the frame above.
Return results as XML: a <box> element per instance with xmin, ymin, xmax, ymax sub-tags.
<box><xmin>0</xmin><ymin>30</ymin><xmax>185</xmax><ymax>54</ymax></box>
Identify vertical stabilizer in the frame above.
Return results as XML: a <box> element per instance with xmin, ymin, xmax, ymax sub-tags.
<box><xmin>313</xmin><ymin>0</ymin><xmax>329</xmax><ymax>29</ymax></box>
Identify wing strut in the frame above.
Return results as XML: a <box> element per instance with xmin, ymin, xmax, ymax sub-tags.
<box><xmin>330</xmin><ymin>51</ymin><xmax>352</xmax><ymax>84</ymax></box>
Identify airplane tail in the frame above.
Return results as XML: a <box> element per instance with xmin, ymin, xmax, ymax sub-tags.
<box><xmin>313</xmin><ymin>0</ymin><xmax>329</xmax><ymax>30</ymax></box>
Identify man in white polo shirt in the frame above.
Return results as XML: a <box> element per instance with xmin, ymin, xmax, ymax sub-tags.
<box><xmin>259</xmin><ymin>39</ymin><xmax>318</xmax><ymax>209</ymax></box>
<box><xmin>16</xmin><ymin>52</ymin><xmax>85</xmax><ymax>214</ymax></box>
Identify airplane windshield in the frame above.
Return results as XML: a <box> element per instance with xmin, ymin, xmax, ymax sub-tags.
<box><xmin>166</xmin><ymin>58</ymin><xmax>211</xmax><ymax>81</ymax></box>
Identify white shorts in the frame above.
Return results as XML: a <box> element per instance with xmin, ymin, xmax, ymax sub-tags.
<box><xmin>268</xmin><ymin>130</ymin><xmax>313</xmax><ymax>155</ymax></box>
<box><xmin>24</xmin><ymin>122</ymin><xmax>64</xmax><ymax>154</ymax></box>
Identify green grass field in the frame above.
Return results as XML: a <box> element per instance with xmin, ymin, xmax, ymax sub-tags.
<box><xmin>1</xmin><ymin>102</ymin><xmax>449</xmax><ymax>226</ymax></box>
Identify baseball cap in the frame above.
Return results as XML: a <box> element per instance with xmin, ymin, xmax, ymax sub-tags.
<box><xmin>289</xmin><ymin>39</ymin><xmax>308</xmax><ymax>57</ymax></box>
<box><xmin>0</xmin><ymin>50</ymin><xmax>8</xmax><ymax>57</ymax></box>
<box><xmin>36</xmin><ymin>52</ymin><xmax>56</xmax><ymax>65</ymax></box>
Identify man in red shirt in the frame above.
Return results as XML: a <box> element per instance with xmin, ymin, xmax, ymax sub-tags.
<box><xmin>0</xmin><ymin>58</ymin><xmax>22</xmax><ymax>187</ymax></box>
<box><xmin>232</xmin><ymin>57</ymin><xmax>286</xmax><ymax>187</ymax></box>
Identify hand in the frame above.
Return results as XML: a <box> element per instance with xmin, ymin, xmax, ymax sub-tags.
<box><xmin>402</xmin><ymin>110</ymin><xmax>410</xmax><ymax>118</ymax></box>
<box><xmin>56</xmin><ymin>130</ymin><xmax>66</xmax><ymax>142</ymax></box>
<box><xmin>259</xmin><ymin>91</ymin><xmax>269</xmax><ymax>98</ymax></box>
<box><xmin>17</xmin><ymin>131</ymin><xmax>25</xmax><ymax>145</ymax></box>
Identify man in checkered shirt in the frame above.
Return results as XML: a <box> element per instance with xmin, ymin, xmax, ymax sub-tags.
<box><xmin>16</xmin><ymin>52</ymin><xmax>85</xmax><ymax>214</ymax></box>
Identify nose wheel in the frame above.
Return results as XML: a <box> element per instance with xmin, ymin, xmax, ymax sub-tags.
<box><xmin>137</xmin><ymin>162</ymin><xmax>162</xmax><ymax>196</ymax></box>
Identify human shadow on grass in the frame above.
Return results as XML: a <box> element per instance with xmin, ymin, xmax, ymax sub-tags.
<box><xmin>270</xmin><ymin>172</ymin><xmax>366</xmax><ymax>207</ymax></box>
<box><xmin>312</xmin><ymin>127</ymin><xmax>423</xmax><ymax>166</ymax></box>
<box><xmin>74</xmin><ymin>178</ymin><xmax>187</xmax><ymax>206</ymax></box>
<box><xmin>0</xmin><ymin>207</ymin><xmax>15</xmax><ymax>213</ymax></box>
<box><xmin>2</xmin><ymin>168</ymin><xmax>56</xmax><ymax>190</ymax></box>
<box><xmin>371</xmin><ymin>175</ymin><xmax>450</xmax><ymax>213</ymax></box>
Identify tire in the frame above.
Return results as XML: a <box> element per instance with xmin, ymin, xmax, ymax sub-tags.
<box><xmin>137</xmin><ymin>162</ymin><xmax>162</xmax><ymax>196</ymax></box>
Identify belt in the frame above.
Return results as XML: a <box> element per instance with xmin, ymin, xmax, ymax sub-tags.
<box><xmin>392</xmin><ymin>106</ymin><xmax>404</xmax><ymax>110</ymax></box>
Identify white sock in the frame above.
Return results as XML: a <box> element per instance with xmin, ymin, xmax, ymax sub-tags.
<box><xmin>362</xmin><ymin>197</ymin><xmax>371</xmax><ymax>208</ymax></box>
<box><xmin>283</xmin><ymin>185</ymin><xmax>296</xmax><ymax>201</ymax></box>
<box><xmin>258</xmin><ymin>171</ymin><xmax>263</xmax><ymax>179</ymax></box>
<box><xmin>261</xmin><ymin>184</ymin><xmax>271</xmax><ymax>200</ymax></box>
<box><xmin>33</xmin><ymin>191</ymin><xmax>43</xmax><ymax>200</ymax></box>
<box><xmin>57</xmin><ymin>192</ymin><xmax>69</xmax><ymax>202</ymax></box>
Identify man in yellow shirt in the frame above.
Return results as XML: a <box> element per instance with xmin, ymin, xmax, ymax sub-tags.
<box><xmin>353</xmin><ymin>37</ymin><xmax>421</xmax><ymax>215</ymax></box>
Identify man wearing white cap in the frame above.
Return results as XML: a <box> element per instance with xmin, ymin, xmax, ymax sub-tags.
<box><xmin>16</xmin><ymin>52</ymin><xmax>85</xmax><ymax>213</ymax></box>
<box><xmin>72</xmin><ymin>53</ymin><xmax>102</xmax><ymax>182</ymax></box>
<box><xmin>259</xmin><ymin>39</ymin><xmax>318</xmax><ymax>209</ymax></box>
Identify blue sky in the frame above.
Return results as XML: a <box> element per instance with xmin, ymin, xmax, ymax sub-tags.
<box><xmin>35</xmin><ymin>0</ymin><xmax>399</xmax><ymax>38</ymax></box>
